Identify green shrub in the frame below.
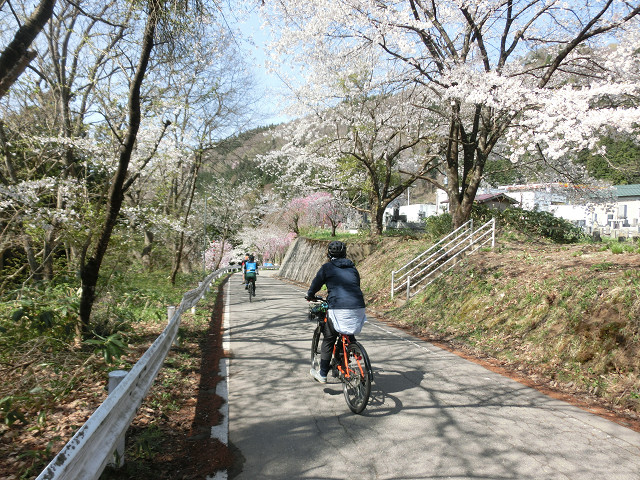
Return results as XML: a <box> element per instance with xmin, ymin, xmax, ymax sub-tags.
<box><xmin>0</xmin><ymin>395</ymin><xmax>26</xmax><ymax>426</ymax></box>
<box><xmin>423</xmin><ymin>213</ymin><xmax>453</xmax><ymax>241</ymax></box>
<box><xmin>1</xmin><ymin>281</ymin><xmax>80</xmax><ymax>348</ymax></box>
<box><xmin>84</xmin><ymin>332</ymin><xmax>128</xmax><ymax>365</ymax></box>
<box><xmin>610</xmin><ymin>242</ymin><xmax>625</xmax><ymax>254</ymax></box>
<box><xmin>473</xmin><ymin>205</ymin><xmax>586</xmax><ymax>243</ymax></box>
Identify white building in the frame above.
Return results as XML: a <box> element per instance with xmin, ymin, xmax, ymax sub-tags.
<box><xmin>383</xmin><ymin>203</ymin><xmax>438</xmax><ymax>226</ymax></box>
<box><xmin>500</xmin><ymin>184</ymin><xmax>568</xmax><ymax>211</ymax></box>
<box><xmin>400</xmin><ymin>204</ymin><xmax>438</xmax><ymax>222</ymax></box>
<box><xmin>395</xmin><ymin>183</ymin><xmax>640</xmax><ymax>238</ymax></box>
<box><xmin>497</xmin><ymin>183</ymin><xmax>640</xmax><ymax>237</ymax></box>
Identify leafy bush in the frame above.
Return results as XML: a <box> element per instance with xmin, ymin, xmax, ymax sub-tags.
<box><xmin>84</xmin><ymin>332</ymin><xmax>128</xmax><ymax>364</ymax></box>
<box><xmin>0</xmin><ymin>395</ymin><xmax>26</xmax><ymax>426</ymax></box>
<box><xmin>1</xmin><ymin>281</ymin><xmax>80</xmax><ymax>348</ymax></box>
<box><xmin>423</xmin><ymin>213</ymin><xmax>453</xmax><ymax>241</ymax></box>
<box><xmin>473</xmin><ymin>205</ymin><xmax>586</xmax><ymax>243</ymax></box>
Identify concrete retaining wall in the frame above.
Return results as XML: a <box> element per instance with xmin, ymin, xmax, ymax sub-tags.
<box><xmin>277</xmin><ymin>237</ymin><xmax>374</xmax><ymax>286</ymax></box>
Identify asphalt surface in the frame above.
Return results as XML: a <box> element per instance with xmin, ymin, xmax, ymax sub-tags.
<box><xmin>226</xmin><ymin>270</ymin><xmax>640</xmax><ymax>479</ymax></box>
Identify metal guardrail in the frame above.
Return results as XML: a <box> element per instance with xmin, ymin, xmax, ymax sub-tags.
<box><xmin>36</xmin><ymin>266</ymin><xmax>239</xmax><ymax>480</ymax></box>
<box><xmin>391</xmin><ymin>218</ymin><xmax>495</xmax><ymax>300</ymax></box>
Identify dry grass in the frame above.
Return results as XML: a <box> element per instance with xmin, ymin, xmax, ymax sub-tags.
<box><xmin>359</xmin><ymin>236</ymin><xmax>640</xmax><ymax>420</ymax></box>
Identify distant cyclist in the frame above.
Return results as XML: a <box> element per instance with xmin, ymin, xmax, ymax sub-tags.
<box><xmin>305</xmin><ymin>241</ymin><xmax>366</xmax><ymax>383</ymax></box>
<box><xmin>240</xmin><ymin>253</ymin><xmax>249</xmax><ymax>286</ymax></box>
<box><xmin>243</xmin><ymin>254</ymin><xmax>258</xmax><ymax>290</ymax></box>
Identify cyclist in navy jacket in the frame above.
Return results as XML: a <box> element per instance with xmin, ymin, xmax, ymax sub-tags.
<box><xmin>305</xmin><ymin>241</ymin><xmax>367</xmax><ymax>383</ymax></box>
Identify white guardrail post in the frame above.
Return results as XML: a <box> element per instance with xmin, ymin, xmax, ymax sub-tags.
<box><xmin>35</xmin><ymin>267</ymin><xmax>236</xmax><ymax>480</ymax></box>
<box><xmin>406</xmin><ymin>277</ymin><xmax>411</xmax><ymax>301</ymax></box>
<box><xmin>106</xmin><ymin>370</ymin><xmax>127</xmax><ymax>468</ymax></box>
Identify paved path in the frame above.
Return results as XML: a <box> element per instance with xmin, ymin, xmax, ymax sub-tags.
<box><xmin>226</xmin><ymin>271</ymin><xmax>640</xmax><ymax>479</ymax></box>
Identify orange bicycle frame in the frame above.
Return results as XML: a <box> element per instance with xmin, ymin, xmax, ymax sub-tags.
<box><xmin>332</xmin><ymin>332</ymin><xmax>365</xmax><ymax>379</ymax></box>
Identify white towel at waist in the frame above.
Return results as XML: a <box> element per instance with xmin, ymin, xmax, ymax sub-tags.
<box><xmin>327</xmin><ymin>308</ymin><xmax>366</xmax><ymax>335</ymax></box>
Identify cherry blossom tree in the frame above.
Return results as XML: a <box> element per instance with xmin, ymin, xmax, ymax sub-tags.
<box><xmin>312</xmin><ymin>192</ymin><xmax>350</xmax><ymax>236</ymax></box>
<box><xmin>198</xmin><ymin>177</ymin><xmax>259</xmax><ymax>271</ymax></box>
<box><xmin>0</xmin><ymin>1</ymin><xmax>137</xmax><ymax>281</ymax></box>
<box><xmin>78</xmin><ymin>0</ymin><xmax>165</xmax><ymax>330</ymax></box>
<box><xmin>282</xmin><ymin>191</ymin><xmax>350</xmax><ymax>235</ymax></box>
<box><xmin>235</xmin><ymin>224</ymin><xmax>296</xmax><ymax>265</ymax></box>
<box><xmin>261</xmin><ymin>0</ymin><xmax>640</xmax><ymax>228</ymax></box>
<box><xmin>284</xmin><ymin>195</ymin><xmax>310</xmax><ymax>234</ymax></box>
<box><xmin>1</xmin><ymin>0</ymin><xmax>255</xmax><ymax>332</ymax></box>
<box><xmin>260</xmin><ymin>75</ymin><xmax>441</xmax><ymax>235</ymax></box>
<box><xmin>274</xmin><ymin>191</ymin><xmax>347</xmax><ymax>235</ymax></box>
<box><xmin>1</xmin><ymin>0</ymin><xmax>257</xmax><ymax>327</ymax></box>
<box><xmin>204</xmin><ymin>239</ymin><xmax>233</xmax><ymax>270</ymax></box>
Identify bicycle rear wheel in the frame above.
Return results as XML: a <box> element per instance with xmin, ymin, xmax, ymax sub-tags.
<box><xmin>248</xmin><ymin>280</ymin><xmax>255</xmax><ymax>301</ymax></box>
<box><xmin>310</xmin><ymin>325</ymin><xmax>322</xmax><ymax>371</ymax></box>
<box><xmin>342</xmin><ymin>342</ymin><xmax>372</xmax><ymax>414</ymax></box>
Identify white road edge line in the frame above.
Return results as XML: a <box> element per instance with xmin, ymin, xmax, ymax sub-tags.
<box><xmin>206</xmin><ymin>277</ymin><xmax>232</xmax><ymax>480</ymax></box>
<box><xmin>366</xmin><ymin>317</ymin><xmax>440</xmax><ymax>355</ymax></box>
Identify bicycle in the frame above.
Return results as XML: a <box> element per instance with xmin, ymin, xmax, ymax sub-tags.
<box><xmin>308</xmin><ymin>297</ymin><xmax>373</xmax><ymax>414</ymax></box>
<box><xmin>247</xmin><ymin>277</ymin><xmax>256</xmax><ymax>301</ymax></box>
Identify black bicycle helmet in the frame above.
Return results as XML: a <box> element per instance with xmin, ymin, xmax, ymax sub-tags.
<box><xmin>327</xmin><ymin>241</ymin><xmax>346</xmax><ymax>259</ymax></box>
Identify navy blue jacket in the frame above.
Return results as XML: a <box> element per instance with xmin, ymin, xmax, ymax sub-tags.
<box><xmin>307</xmin><ymin>258</ymin><xmax>365</xmax><ymax>309</ymax></box>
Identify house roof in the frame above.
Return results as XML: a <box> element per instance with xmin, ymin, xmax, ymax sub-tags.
<box><xmin>475</xmin><ymin>193</ymin><xmax>518</xmax><ymax>204</ymax></box>
<box><xmin>616</xmin><ymin>184</ymin><xmax>640</xmax><ymax>198</ymax></box>
<box><xmin>440</xmin><ymin>193</ymin><xmax>518</xmax><ymax>204</ymax></box>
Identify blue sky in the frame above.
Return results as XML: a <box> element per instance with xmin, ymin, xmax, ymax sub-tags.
<box><xmin>232</xmin><ymin>8</ymin><xmax>293</xmax><ymax>127</ymax></box>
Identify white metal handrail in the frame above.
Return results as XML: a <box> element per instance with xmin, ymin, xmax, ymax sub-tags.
<box><xmin>36</xmin><ymin>266</ymin><xmax>239</xmax><ymax>480</ymax></box>
<box><xmin>409</xmin><ymin>218</ymin><xmax>495</xmax><ymax>298</ymax></box>
<box><xmin>391</xmin><ymin>218</ymin><xmax>495</xmax><ymax>300</ymax></box>
<box><xmin>391</xmin><ymin>220</ymin><xmax>473</xmax><ymax>297</ymax></box>
<box><xmin>393</xmin><ymin>227</ymin><xmax>473</xmax><ymax>292</ymax></box>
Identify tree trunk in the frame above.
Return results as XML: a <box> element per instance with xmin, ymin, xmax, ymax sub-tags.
<box><xmin>170</xmin><ymin>156</ymin><xmax>202</xmax><ymax>285</ymax></box>
<box><xmin>22</xmin><ymin>235</ymin><xmax>41</xmax><ymax>281</ymax></box>
<box><xmin>78</xmin><ymin>4</ymin><xmax>158</xmax><ymax>334</ymax></box>
<box><xmin>369</xmin><ymin>202</ymin><xmax>385</xmax><ymax>236</ymax></box>
<box><xmin>213</xmin><ymin>238</ymin><xmax>226</xmax><ymax>271</ymax></box>
<box><xmin>42</xmin><ymin>229</ymin><xmax>54</xmax><ymax>280</ymax></box>
<box><xmin>141</xmin><ymin>230</ymin><xmax>154</xmax><ymax>271</ymax></box>
<box><xmin>0</xmin><ymin>0</ymin><xmax>56</xmax><ymax>98</ymax></box>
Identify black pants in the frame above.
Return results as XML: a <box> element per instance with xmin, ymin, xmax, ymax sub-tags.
<box><xmin>319</xmin><ymin>318</ymin><xmax>355</xmax><ymax>375</ymax></box>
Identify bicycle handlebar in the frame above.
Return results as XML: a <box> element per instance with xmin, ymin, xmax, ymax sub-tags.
<box><xmin>306</xmin><ymin>295</ymin><xmax>325</xmax><ymax>302</ymax></box>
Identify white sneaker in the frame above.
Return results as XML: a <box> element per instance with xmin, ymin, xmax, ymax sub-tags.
<box><xmin>310</xmin><ymin>368</ymin><xmax>327</xmax><ymax>384</ymax></box>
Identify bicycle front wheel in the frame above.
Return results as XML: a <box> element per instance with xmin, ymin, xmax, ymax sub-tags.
<box><xmin>310</xmin><ymin>324</ymin><xmax>322</xmax><ymax>372</ymax></box>
<box><xmin>342</xmin><ymin>342</ymin><xmax>371</xmax><ymax>414</ymax></box>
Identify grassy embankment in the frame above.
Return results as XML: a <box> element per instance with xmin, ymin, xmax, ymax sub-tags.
<box><xmin>356</xmin><ymin>231</ymin><xmax>640</xmax><ymax>419</ymax></box>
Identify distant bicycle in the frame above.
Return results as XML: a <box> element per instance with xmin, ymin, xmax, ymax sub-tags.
<box><xmin>247</xmin><ymin>277</ymin><xmax>256</xmax><ymax>302</ymax></box>
<box><xmin>308</xmin><ymin>297</ymin><xmax>373</xmax><ymax>414</ymax></box>
<box><xmin>243</xmin><ymin>255</ymin><xmax>258</xmax><ymax>302</ymax></box>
